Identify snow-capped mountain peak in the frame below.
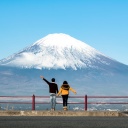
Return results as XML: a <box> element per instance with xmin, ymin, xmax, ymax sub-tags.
<box><xmin>0</xmin><ymin>33</ymin><xmax>109</xmax><ymax>70</ymax></box>
<box><xmin>34</xmin><ymin>33</ymin><xmax>93</xmax><ymax>49</ymax></box>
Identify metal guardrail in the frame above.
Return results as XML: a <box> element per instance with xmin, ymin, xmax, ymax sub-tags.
<box><xmin>0</xmin><ymin>95</ymin><xmax>128</xmax><ymax>110</ymax></box>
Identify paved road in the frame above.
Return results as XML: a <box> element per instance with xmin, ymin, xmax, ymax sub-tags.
<box><xmin>0</xmin><ymin>116</ymin><xmax>128</xmax><ymax>128</ymax></box>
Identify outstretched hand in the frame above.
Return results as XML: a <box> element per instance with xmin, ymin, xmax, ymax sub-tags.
<box><xmin>40</xmin><ymin>76</ymin><xmax>44</xmax><ymax>79</ymax></box>
<box><xmin>74</xmin><ymin>92</ymin><xmax>77</xmax><ymax>95</ymax></box>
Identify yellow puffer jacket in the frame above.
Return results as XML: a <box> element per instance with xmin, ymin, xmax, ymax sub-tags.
<box><xmin>57</xmin><ymin>84</ymin><xmax>76</xmax><ymax>96</ymax></box>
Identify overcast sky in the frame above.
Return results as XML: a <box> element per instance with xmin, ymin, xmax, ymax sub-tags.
<box><xmin>0</xmin><ymin>0</ymin><xmax>128</xmax><ymax>65</ymax></box>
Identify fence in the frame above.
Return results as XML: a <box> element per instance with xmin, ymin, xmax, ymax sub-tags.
<box><xmin>0</xmin><ymin>95</ymin><xmax>128</xmax><ymax>110</ymax></box>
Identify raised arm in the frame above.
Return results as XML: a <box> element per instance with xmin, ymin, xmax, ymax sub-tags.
<box><xmin>40</xmin><ymin>76</ymin><xmax>50</xmax><ymax>85</ymax></box>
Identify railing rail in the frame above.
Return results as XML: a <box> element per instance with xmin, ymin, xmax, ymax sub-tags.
<box><xmin>0</xmin><ymin>95</ymin><xmax>128</xmax><ymax>110</ymax></box>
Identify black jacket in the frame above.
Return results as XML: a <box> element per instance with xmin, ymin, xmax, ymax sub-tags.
<box><xmin>43</xmin><ymin>78</ymin><xmax>58</xmax><ymax>94</ymax></box>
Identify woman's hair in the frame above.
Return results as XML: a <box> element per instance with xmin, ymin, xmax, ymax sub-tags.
<box><xmin>63</xmin><ymin>81</ymin><xmax>68</xmax><ymax>84</ymax></box>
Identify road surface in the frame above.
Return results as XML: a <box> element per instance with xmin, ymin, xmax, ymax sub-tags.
<box><xmin>0</xmin><ymin>116</ymin><xmax>128</xmax><ymax>128</ymax></box>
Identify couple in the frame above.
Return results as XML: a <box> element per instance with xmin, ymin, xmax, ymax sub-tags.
<box><xmin>40</xmin><ymin>76</ymin><xmax>77</xmax><ymax>111</ymax></box>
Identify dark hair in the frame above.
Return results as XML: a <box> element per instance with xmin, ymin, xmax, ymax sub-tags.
<box><xmin>63</xmin><ymin>81</ymin><xmax>68</xmax><ymax>84</ymax></box>
<box><xmin>51</xmin><ymin>78</ymin><xmax>55</xmax><ymax>82</ymax></box>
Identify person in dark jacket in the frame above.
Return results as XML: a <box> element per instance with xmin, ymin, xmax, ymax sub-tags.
<box><xmin>40</xmin><ymin>76</ymin><xmax>58</xmax><ymax>111</ymax></box>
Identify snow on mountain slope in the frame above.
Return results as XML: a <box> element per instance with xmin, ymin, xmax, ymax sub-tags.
<box><xmin>0</xmin><ymin>33</ymin><xmax>112</xmax><ymax>70</ymax></box>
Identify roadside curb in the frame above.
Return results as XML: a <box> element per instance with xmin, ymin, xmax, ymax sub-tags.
<box><xmin>0</xmin><ymin>110</ymin><xmax>125</xmax><ymax>116</ymax></box>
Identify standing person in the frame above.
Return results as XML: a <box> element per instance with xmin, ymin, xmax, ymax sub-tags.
<box><xmin>57</xmin><ymin>81</ymin><xmax>76</xmax><ymax>111</ymax></box>
<box><xmin>40</xmin><ymin>76</ymin><xmax>58</xmax><ymax>111</ymax></box>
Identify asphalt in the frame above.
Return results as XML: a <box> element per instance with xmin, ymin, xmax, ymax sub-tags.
<box><xmin>0</xmin><ymin>116</ymin><xmax>128</xmax><ymax>128</ymax></box>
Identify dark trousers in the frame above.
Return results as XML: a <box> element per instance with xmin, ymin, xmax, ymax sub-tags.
<box><xmin>62</xmin><ymin>95</ymin><xmax>68</xmax><ymax>107</ymax></box>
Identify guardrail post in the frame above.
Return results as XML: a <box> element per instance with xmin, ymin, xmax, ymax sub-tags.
<box><xmin>85</xmin><ymin>95</ymin><xmax>87</xmax><ymax>111</ymax></box>
<box><xmin>32</xmin><ymin>94</ymin><xmax>35</xmax><ymax>110</ymax></box>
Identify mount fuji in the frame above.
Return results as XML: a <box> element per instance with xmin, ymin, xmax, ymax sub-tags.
<box><xmin>0</xmin><ymin>33</ymin><xmax>128</xmax><ymax>96</ymax></box>
<box><xmin>0</xmin><ymin>33</ymin><xmax>111</xmax><ymax>70</ymax></box>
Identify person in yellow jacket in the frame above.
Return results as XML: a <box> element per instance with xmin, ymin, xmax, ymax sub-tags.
<box><xmin>57</xmin><ymin>81</ymin><xmax>77</xmax><ymax>110</ymax></box>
